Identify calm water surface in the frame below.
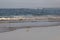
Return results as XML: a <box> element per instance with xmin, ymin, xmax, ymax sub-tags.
<box><xmin>0</xmin><ymin>22</ymin><xmax>60</xmax><ymax>27</ymax></box>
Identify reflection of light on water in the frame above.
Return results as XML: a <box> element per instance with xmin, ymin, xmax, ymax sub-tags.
<box><xmin>0</xmin><ymin>15</ymin><xmax>60</xmax><ymax>22</ymax></box>
<box><xmin>0</xmin><ymin>22</ymin><xmax>60</xmax><ymax>33</ymax></box>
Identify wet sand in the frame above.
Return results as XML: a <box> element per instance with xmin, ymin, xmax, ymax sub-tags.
<box><xmin>0</xmin><ymin>17</ymin><xmax>60</xmax><ymax>40</ymax></box>
<box><xmin>0</xmin><ymin>22</ymin><xmax>60</xmax><ymax>33</ymax></box>
<box><xmin>0</xmin><ymin>22</ymin><xmax>60</xmax><ymax>27</ymax></box>
<box><xmin>0</xmin><ymin>21</ymin><xmax>59</xmax><ymax>40</ymax></box>
<box><xmin>0</xmin><ymin>26</ymin><xmax>60</xmax><ymax>40</ymax></box>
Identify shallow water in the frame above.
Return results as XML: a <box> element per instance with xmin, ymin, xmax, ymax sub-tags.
<box><xmin>0</xmin><ymin>22</ymin><xmax>60</xmax><ymax>27</ymax></box>
<box><xmin>0</xmin><ymin>22</ymin><xmax>60</xmax><ymax>33</ymax></box>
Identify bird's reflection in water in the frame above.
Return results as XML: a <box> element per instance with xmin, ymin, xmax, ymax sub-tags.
<box><xmin>0</xmin><ymin>27</ymin><xmax>31</xmax><ymax>33</ymax></box>
<box><xmin>0</xmin><ymin>27</ymin><xmax>17</xmax><ymax>33</ymax></box>
<box><xmin>0</xmin><ymin>26</ymin><xmax>56</xmax><ymax>33</ymax></box>
<box><xmin>26</xmin><ymin>26</ymin><xmax>31</xmax><ymax>32</ymax></box>
<box><xmin>0</xmin><ymin>22</ymin><xmax>60</xmax><ymax>33</ymax></box>
<box><xmin>0</xmin><ymin>26</ymin><xmax>57</xmax><ymax>33</ymax></box>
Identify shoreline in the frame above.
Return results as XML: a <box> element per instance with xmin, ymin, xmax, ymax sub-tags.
<box><xmin>0</xmin><ymin>22</ymin><xmax>60</xmax><ymax>33</ymax></box>
<box><xmin>0</xmin><ymin>22</ymin><xmax>60</xmax><ymax>27</ymax></box>
<box><xmin>0</xmin><ymin>15</ymin><xmax>60</xmax><ymax>22</ymax></box>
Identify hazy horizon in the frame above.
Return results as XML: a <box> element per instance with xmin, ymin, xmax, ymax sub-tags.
<box><xmin>0</xmin><ymin>0</ymin><xmax>60</xmax><ymax>8</ymax></box>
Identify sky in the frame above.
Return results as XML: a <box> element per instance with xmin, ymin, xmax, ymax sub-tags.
<box><xmin>0</xmin><ymin>0</ymin><xmax>60</xmax><ymax>8</ymax></box>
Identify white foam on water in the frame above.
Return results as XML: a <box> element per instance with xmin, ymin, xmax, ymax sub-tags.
<box><xmin>0</xmin><ymin>15</ymin><xmax>60</xmax><ymax>22</ymax></box>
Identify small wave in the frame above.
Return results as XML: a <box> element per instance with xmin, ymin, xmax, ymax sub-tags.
<box><xmin>0</xmin><ymin>15</ymin><xmax>60</xmax><ymax>22</ymax></box>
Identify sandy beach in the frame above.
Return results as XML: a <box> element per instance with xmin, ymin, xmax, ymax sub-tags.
<box><xmin>0</xmin><ymin>21</ymin><xmax>59</xmax><ymax>40</ymax></box>
<box><xmin>0</xmin><ymin>16</ymin><xmax>60</xmax><ymax>40</ymax></box>
<box><xmin>0</xmin><ymin>26</ymin><xmax>60</xmax><ymax>40</ymax></box>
